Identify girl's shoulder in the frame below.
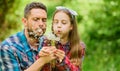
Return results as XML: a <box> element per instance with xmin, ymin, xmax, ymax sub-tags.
<box><xmin>80</xmin><ymin>41</ymin><xmax>86</xmax><ymax>57</ymax></box>
<box><xmin>80</xmin><ymin>41</ymin><xmax>86</xmax><ymax>49</ymax></box>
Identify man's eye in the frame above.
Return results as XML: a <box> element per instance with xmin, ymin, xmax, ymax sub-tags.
<box><xmin>42</xmin><ymin>18</ymin><xmax>47</xmax><ymax>22</ymax></box>
<box><xmin>33</xmin><ymin>18</ymin><xmax>39</xmax><ymax>21</ymax></box>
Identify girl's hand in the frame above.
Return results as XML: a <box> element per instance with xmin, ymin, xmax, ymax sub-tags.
<box><xmin>70</xmin><ymin>58</ymin><xmax>81</xmax><ymax>66</ymax></box>
<box><xmin>54</xmin><ymin>49</ymin><xmax>65</xmax><ymax>62</ymax></box>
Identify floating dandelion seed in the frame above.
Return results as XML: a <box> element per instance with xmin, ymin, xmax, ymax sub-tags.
<box><xmin>45</xmin><ymin>33</ymin><xmax>60</xmax><ymax>46</ymax></box>
<box><xmin>38</xmin><ymin>33</ymin><xmax>60</xmax><ymax>69</ymax></box>
<box><xmin>45</xmin><ymin>33</ymin><xmax>60</xmax><ymax>68</ymax></box>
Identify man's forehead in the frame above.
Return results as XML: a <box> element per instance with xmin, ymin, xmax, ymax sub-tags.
<box><xmin>29</xmin><ymin>8</ymin><xmax>47</xmax><ymax>17</ymax></box>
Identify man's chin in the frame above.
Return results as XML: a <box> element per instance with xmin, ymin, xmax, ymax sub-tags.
<box><xmin>29</xmin><ymin>33</ymin><xmax>43</xmax><ymax>40</ymax></box>
<box><xmin>37</xmin><ymin>32</ymin><xmax>44</xmax><ymax>37</ymax></box>
<box><xmin>38</xmin><ymin>34</ymin><xmax>43</xmax><ymax>37</ymax></box>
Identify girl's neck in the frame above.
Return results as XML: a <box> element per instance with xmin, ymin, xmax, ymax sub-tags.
<box><xmin>60</xmin><ymin>37</ymin><xmax>69</xmax><ymax>45</ymax></box>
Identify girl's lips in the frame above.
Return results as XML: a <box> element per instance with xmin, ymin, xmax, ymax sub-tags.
<box><xmin>58</xmin><ymin>30</ymin><xmax>61</xmax><ymax>32</ymax></box>
<box><xmin>57</xmin><ymin>30</ymin><xmax>61</xmax><ymax>34</ymax></box>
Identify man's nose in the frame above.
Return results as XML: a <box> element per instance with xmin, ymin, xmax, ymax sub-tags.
<box><xmin>38</xmin><ymin>19</ymin><xmax>44</xmax><ymax>27</ymax></box>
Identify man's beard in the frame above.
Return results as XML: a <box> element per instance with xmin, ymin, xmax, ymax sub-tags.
<box><xmin>27</xmin><ymin>28</ymin><xmax>45</xmax><ymax>40</ymax></box>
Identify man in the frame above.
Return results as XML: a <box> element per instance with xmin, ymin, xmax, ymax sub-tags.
<box><xmin>0</xmin><ymin>2</ymin><xmax>56</xmax><ymax>71</ymax></box>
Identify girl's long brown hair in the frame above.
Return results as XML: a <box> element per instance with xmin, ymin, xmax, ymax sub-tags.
<box><xmin>52</xmin><ymin>8</ymin><xmax>83</xmax><ymax>68</ymax></box>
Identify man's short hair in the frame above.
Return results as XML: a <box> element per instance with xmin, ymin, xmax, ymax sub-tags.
<box><xmin>24</xmin><ymin>2</ymin><xmax>47</xmax><ymax>18</ymax></box>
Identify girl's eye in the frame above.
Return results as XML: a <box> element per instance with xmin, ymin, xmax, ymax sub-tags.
<box><xmin>53</xmin><ymin>20</ymin><xmax>58</xmax><ymax>24</ymax></box>
<box><xmin>62</xmin><ymin>20</ymin><xmax>67</xmax><ymax>24</ymax></box>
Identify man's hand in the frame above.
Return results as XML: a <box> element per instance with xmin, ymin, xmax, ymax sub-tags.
<box><xmin>39</xmin><ymin>46</ymin><xmax>57</xmax><ymax>57</ymax></box>
<box><xmin>38</xmin><ymin>46</ymin><xmax>57</xmax><ymax>63</ymax></box>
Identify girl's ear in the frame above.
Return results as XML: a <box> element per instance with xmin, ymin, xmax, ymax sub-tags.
<box><xmin>22</xmin><ymin>18</ymin><xmax>27</xmax><ymax>27</ymax></box>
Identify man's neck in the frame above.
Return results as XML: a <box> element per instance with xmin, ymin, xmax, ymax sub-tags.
<box><xmin>29</xmin><ymin>40</ymin><xmax>39</xmax><ymax>50</ymax></box>
<box><xmin>25</xmin><ymin>29</ymin><xmax>39</xmax><ymax>49</ymax></box>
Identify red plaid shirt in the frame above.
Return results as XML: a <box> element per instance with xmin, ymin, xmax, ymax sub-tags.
<box><xmin>37</xmin><ymin>37</ymin><xmax>85</xmax><ymax>71</ymax></box>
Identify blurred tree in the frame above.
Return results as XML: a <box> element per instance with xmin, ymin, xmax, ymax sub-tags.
<box><xmin>0</xmin><ymin>0</ymin><xmax>15</xmax><ymax>26</ymax></box>
<box><xmin>86</xmin><ymin>0</ymin><xmax>120</xmax><ymax>54</ymax></box>
<box><xmin>79</xmin><ymin>0</ymin><xmax>120</xmax><ymax>71</ymax></box>
<box><xmin>0</xmin><ymin>0</ymin><xmax>21</xmax><ymax>41</ymax></box>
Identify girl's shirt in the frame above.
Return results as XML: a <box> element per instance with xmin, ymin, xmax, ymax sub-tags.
<box><xmin>38</xmin><ymin>36</ymin><xmax>85</xmax><ymax>71</ymax></box>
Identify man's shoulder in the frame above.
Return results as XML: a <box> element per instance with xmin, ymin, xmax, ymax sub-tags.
<box><xmin>0</xmin><ymin>31</ymin><xmax>23</xmax><ymax>47</ymax></box>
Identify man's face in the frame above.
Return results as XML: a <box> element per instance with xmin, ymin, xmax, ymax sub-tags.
<box><xmin>25</xmin><ymin>8</ymin><xmax>47</xmax><ymax>39</ymax></box>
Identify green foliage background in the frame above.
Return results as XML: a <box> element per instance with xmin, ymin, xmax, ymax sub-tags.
<box><xmin>0</xmin><ymin>0</ymin><xmax>120</xmax><ymax>71</ymax></box>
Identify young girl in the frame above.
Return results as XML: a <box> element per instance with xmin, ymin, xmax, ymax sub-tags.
<box><xmin>38</xmin><ymin>6</ymin><xmax>85</xmax><ymax>71</ymax></box>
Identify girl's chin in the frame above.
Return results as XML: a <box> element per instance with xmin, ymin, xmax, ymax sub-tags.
<box><xmin>56</xmin><ymin>34</ymin><xmax>61</xmax><ymax>36</ymax></box>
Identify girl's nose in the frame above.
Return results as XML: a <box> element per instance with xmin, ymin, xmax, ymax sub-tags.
<box><xmin>57</xmin><ymin>22</ymin><xmax>62</xmax><ymax>28</ymax></box>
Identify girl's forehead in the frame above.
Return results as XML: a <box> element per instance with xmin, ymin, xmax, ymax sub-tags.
<box><xmin>54</xmin><ymin>11</ymin><xmax>69</xmax><ymax>17</ymax></box>
<box><xmin>54</xmin><ymin>12</ymin><xmax>70</xmax><ymax>20</ymax></box>
<box><xmin>56</xmin><ymin>11</ymin><xmax>67</xmax><ymax>15</ymax></box>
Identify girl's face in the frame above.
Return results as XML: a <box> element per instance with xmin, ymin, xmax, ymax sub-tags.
<box><xmin>52</xmin><ymin>11</ymin><xmax>73</xmax><ymax>39</ymax></box>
